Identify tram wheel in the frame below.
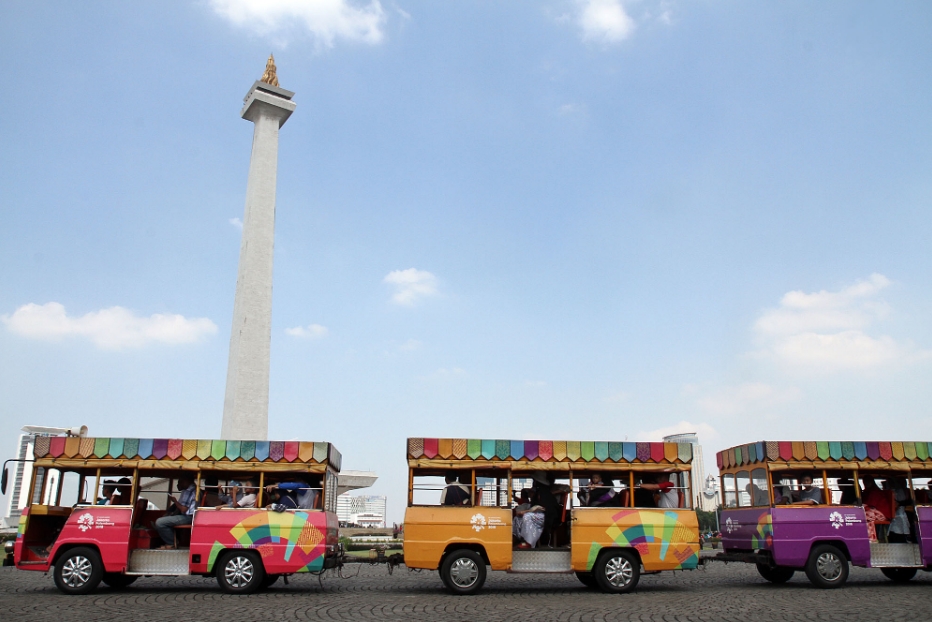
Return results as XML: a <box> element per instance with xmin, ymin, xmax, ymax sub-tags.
<box><xmin>439</xmin><ymin>549</ymin><xmax>486</xmax><ymax>595</ymax></box>
<box><xmin>881</xmin><ymin>567</ymin><xmax>917</xmax><ymax>583</ymax></box>
<box><xmin>756</xmin><ymin>563</ymin><xmax>795</xmax><ymax>584</ymax></box>
<box><xmin>575</xmin><ymin>571</ymin><xmax>598</xmax><ymax>588</ymax></box>
<box><xmin>53</xmin><ymin>547</ymin><xmax>104</xmax><ymax>595</ymax></box>
<box><xmin>804</xmin><ymin>544</ymin><xmax>848</xmax><ymax>589</ymax></box>
<box><xmin>594</xmin><ymin>550</ymin><xmax>640</xmax><ymax>594</ymax></box>
<box><xmin>102</xmin><ymin>573</ymin><xmax>138</xmax><ymax>589</ymax></box>
<box><xmin>216</xmin><ymin>550</ymin><xmax>265</xmax><ymax>594</ymax></box>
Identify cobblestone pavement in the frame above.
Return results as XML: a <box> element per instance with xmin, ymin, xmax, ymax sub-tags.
<box><xmin>1</xmin><ymin>562</ymin><xmax>930</xmax><ymax>622</ymax></box>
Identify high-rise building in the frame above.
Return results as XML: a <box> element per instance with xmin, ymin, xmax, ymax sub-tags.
<box><xmin>2</xmin><ymin>435</ymin><xmax>35</xmax><ymax>528</ymax></box>
<box><xmin>337</xmin><ymin>493</ymin><xmax>387</xmax><ymax>528</ymax></box>
<box><xmin>662</xmin><ymin>432</ymin><xmax>717</xmax><ymax>511</ymax></box>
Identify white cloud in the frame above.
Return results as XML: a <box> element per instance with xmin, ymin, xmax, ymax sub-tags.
<box><xmin>752</xmin><ymin>274</ymin><xmax>927</xmax><ymax>371</ymax></box>
<box><xmin>399</xmin><ymin>338</ymin><xmax>422</xmax><ymax>351</ymax></box>
<box><xmin>2</xmin><ymin>302</ymin><xmax>217</xmax><ymax>350</ymax></box>
<box><xmin>636</xmin><ymin>420</ymin><xmax>717</xmax><ymax>442</ymax></box>
<box><xmin>577</xmin><ymin>0</ymin><xmax>635</xmax><ymax>44</ymax></box>
<box><xmin>754</xmin><ymin>273</ymin><xmax>891</xmax><ymax>337</ymax></box>
<box><xmin>285</xmin><ymin>323</ymin><xmax>329</xmax><ymax>339</ymax></box>
<box><xmin>229</xmin><ymin>217</ymin><xmax>243</xmax><ymax>230</ymax></box>
<box><xmin>210</xmin><ymin>0</ymin><xmax>386</xmax><ymax>47</ymax></box>
<box><xmin>383</xmin><ymin>268</ymin><xmax>438</xmax><ymax>306</ymax></box>
<box><xmin>695</xmin><ymin>382</ymin><xmax>801</xmax><ymax>417</ymax></box>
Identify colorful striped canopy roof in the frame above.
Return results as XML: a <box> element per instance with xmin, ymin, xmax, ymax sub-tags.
<box><xmin>407</xmin><ymin>438</ymin><xmax>693</xmax><ymax>465</ymax></box>
<box><xmin>32</xmin><ymin>436</ymin><xmax>341</xmax><ymax>472</ymax></box>
<box><xmin>717</xmin><ymin>441</ymin><xmax>932</xmax><ymax>471</ymax></box>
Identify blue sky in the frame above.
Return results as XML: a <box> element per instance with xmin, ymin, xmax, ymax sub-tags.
<box><xmin>2</xmin><ymin>1</ymin><xmax>931</xmax><ymax>521</ymax></box>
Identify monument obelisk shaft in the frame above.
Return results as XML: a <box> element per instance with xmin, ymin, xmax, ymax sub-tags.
<box><xmin>221</xmin><ymin>56</ymin><xmax>296</xmax><ymax>440</ymax></box>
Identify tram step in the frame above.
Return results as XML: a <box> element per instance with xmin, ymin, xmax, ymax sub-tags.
<box><xmin>126</xmin><ymin>549</ymin><xmax>191</xmax><ymax>575</ymax></box>
<box><xmin>869</xmin><ymin>543</ymin><xmax>923</xmax><ymax>568</ymax></box>
<box><xmin>510</xmin><ymin>549</ymin><xmax>572</xmax><ymax>573</ymax></box>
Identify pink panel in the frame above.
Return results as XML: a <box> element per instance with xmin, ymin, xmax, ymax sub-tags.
<box><xmin>423</xmin><ymin>438</ymin><xmax>438</xmax><ymax>459</ymax></box>
<box><xmin>167</xmin><ymin>439</ymin><xmax>183</xmax><ymax>460</ymax></box>
<box><xmin>650</xmin><ymin>443</ymin><xmax>665</xmax><ymax>462</ymax></box>
<box><xmin>778</xmin><ymin>442</ymin><xmax>793</xmax><ymax>461</ymax></box>
<box><xmin>284</xmin><ymin>442</ymin><xmax>299</xmax><ymax>462</ymax></box>
<box><xmin>50</xmin><ymin>437</ymin><xmax>66</xmax><ymax>457</ymax></box>
<box><xmin>539</xmin><ymin>441</ymin><xmax>553</xmax><ymax>461</ymax></box>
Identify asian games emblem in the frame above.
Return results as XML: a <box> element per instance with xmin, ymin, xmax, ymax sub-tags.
<box><xmin>724</xmin><ymin>517</ymin><xmax>739</xmax><ymax>534</ymax></box>
<box><xmin>470</xmin><ymin>513</ymin><xmax>487</xmax><ymax>532</ymax></box>
<box><xmin>76</xmin><ymin>513</ymin><xmax>94</xmax><ymax>532</ymax></box>
<box><xmin>829</xmin><ymin>511</ymin><xmax>844</xmax><ymax>530</ymax></box>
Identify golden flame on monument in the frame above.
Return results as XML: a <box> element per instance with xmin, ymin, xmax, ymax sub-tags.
<box><xmin>260</xmin><ymin>54</ymin><xmax>279</xmax><ymax>87</ymax></box>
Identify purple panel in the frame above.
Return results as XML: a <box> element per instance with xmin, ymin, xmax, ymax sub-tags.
<box><xmin>525</xmin><ymin>441</ymin><xmax>539</xmax><ymax>461</ymax></box>
<box><xmin>636</xmin><ymin>443</ymin><xmax>650</xmax><ymax>462</ymax></box>
<box><xmin>269</xmin><ymin>441</ymin><xmax>285</xmax><ymax>461</ymax></box>
<box><xmin>152</xmin><ymin>439</ymin><xmax>168</xmax><ymax>459</ymax></box>
<box><xmin>867</xmin><ymin>442</ymin><xmax>880</xmax><ymax>460</ymax></box>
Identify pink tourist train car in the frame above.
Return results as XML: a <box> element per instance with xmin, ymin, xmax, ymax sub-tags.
<box><xmin>8</xmin><ymin>435</ymin><xmax>342</xmax><ymax>594</ymax></box>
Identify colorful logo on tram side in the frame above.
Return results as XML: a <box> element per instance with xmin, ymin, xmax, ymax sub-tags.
<box><xmin>750</xmin><ymin>512</ymin><xmax>773</xmax><ymax>548</ymax></box>
<box><xmin>591</xmin><ymin>510</ymin><xmax>699</xmax><ymax>569</ymax></box>
<box><xmin>207</xmin><ymin>511</ymin><xmax>326</xmax><ymax>572</ymax></box>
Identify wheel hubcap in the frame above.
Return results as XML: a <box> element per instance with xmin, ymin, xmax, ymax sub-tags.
<box><xmin>604</xmin><ymin>556</ymin><xmax>634</xmax><ymax>588</ymax></box>
<box><xmin>62</xmin><ymin>555</ymin><xmax>92</xmax><ymax>588</ymax></box>
<box><xmin>224</xmin><ymin>556</ymin><xmax>255</xmax><ymax>588</ymax></box>
<box><xmin>816</xmin><ymin>552</ymin><xmax>842</xmax><ymax>581</ymax></box>
<box><xmin>449</xmin><ymin>558</ymin><xmax>479</xmax><ymax>588</ymax></box>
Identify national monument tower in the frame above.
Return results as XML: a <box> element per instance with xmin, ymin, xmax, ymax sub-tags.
<box><xmin>221</xmin><ymin>56</ymin><xmax>295</xmax><ymax>440</ymax></box>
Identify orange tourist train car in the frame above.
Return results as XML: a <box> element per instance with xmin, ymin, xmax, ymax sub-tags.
<box><xmin>403</xmin><ymin>438</ymin><xmax>700</xmax><ymax>594</ymax></box>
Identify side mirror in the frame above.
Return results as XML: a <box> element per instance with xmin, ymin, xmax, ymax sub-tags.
<box><xmin>1</xmin><ymin>468</ymin><xmax>8</xmax><ymax>496</ymax></box>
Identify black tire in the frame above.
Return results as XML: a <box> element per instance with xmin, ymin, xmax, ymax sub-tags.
<box><xmin>576</xmin><ymin>571</ymin><xmax>598</xmax><ymax>588</ymax></box>
<box><xmin>216</xmin><ymin>550</ymin><xmax>265</xmax><ymax>594</ymax></box>
<box><xmin>260</xmin><ymin>573</ymin><xmax>280</xmax><ymax>589</ymax></box>
<box><xmin>102</xmin><ymin>573</ymin><xmax>138</xmax><ymax>589</ymax></box>
<box><xmin>53</xmin><ymin>547</ymin><xmax>104</xmax><ymax>595</ymax></box>
<box><xmin>756</xmin><ymin>563</ymin><xmax>795</xmax><ymax>584</ymax></box>
<box><xmin>594</xmin><ymin>549</ymin><xmax>640</xmax><ymax>594</ymax></box>
<box><xmin>881</xmin><ymin>567</ymin><xmax>917</xmax><ymax>583</ymax></box>
<box><xmin>804</xmin><ymin>544</ymin><xmax>848</xmax><ymax>589</ymax></box>
<box><xmin>439</xmin><ymin>549</ymin><xmax>486</xmax><ymax>595</ymax></box>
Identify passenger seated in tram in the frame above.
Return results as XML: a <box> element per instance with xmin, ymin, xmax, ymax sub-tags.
<box><xmin>578</xmin><ymin>473</ymin><xmax>616</xmax><ymax>507</ymax></box>
<box><xmin>888</xmin><ymin>477</ymin><xmax>913</xmax><ymax>543</ymax></box>
<box><xmin>746</xmin><ymin>482</ymin><xmax>769</xmax><ymax>506</ymax></box>
<box><xmin>790</xmin><ymin>474</ymin><xmax>823</xmax><ymax>505</ymax></box>
<box><xmin>837</xmin><ymin>476</ymin><xmax>857</xmax><ymax>505</ymax></box>
<box><xmin>217</xmin><ymin>477</ymin><xmax>258</xmax><ymax>509</ymax></box>
<box><xmin>512</xmin><ymin>488</ymin><xmax>546</xmax><ymax>549</ymax></box>
<box><xmin>96</xmin><ymin>480</ymin><xmax>116</xmax><ymax>505</ymax></box>
<box><xmin>860</xmin><ymin>476</ymin><xmax>892</xmax><ymax>542</ymax></box>
<box><xmin>155</xmin><ymin>475</ymin><xmax>197</xmax><ymax>549</ymax></box>
<box><xmin>269</xmin><ymin>479</ymin><xmax>317</xmax><ymax>509</ymax></box>
<box><xmin>440</xmin><ymin>472</ymin><xmax>470</xmax><ymax>506</ymax></box>
<box><xmin>530</xmin><ymin>472</ymin><xmax>560</xmax><ymax>539</ymax></box>
<box><xmin>634</xmin><ymin>473</ymin><xmax>674</xmax><ymax>508</ymax></box>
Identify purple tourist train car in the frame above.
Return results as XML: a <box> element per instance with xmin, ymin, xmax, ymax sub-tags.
<box><xmin>713</xmin><ymin>441</ymin><xmax>932</xmax><ymax>588</ymax></box>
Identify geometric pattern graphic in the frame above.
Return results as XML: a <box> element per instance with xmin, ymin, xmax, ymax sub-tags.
<box><xmin>589</xmin><ymin>509</ymin><xmax>699</xmax><ymax>569</ymax></box>
<box><xmin>208</xmin><ymin>511</ymin><xmax>326</xmax><ymax>573</ymax></box>
<box><xmin>408</xmin><ymin>438</ymin><xmax>693</xmax><ymax>465</ymax></box>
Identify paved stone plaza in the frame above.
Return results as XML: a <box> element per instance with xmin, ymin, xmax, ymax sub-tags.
<box><xmin>1</xmin><ymin>563</ymin><xmax>930</xmax><ymax>621</ymax></box>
